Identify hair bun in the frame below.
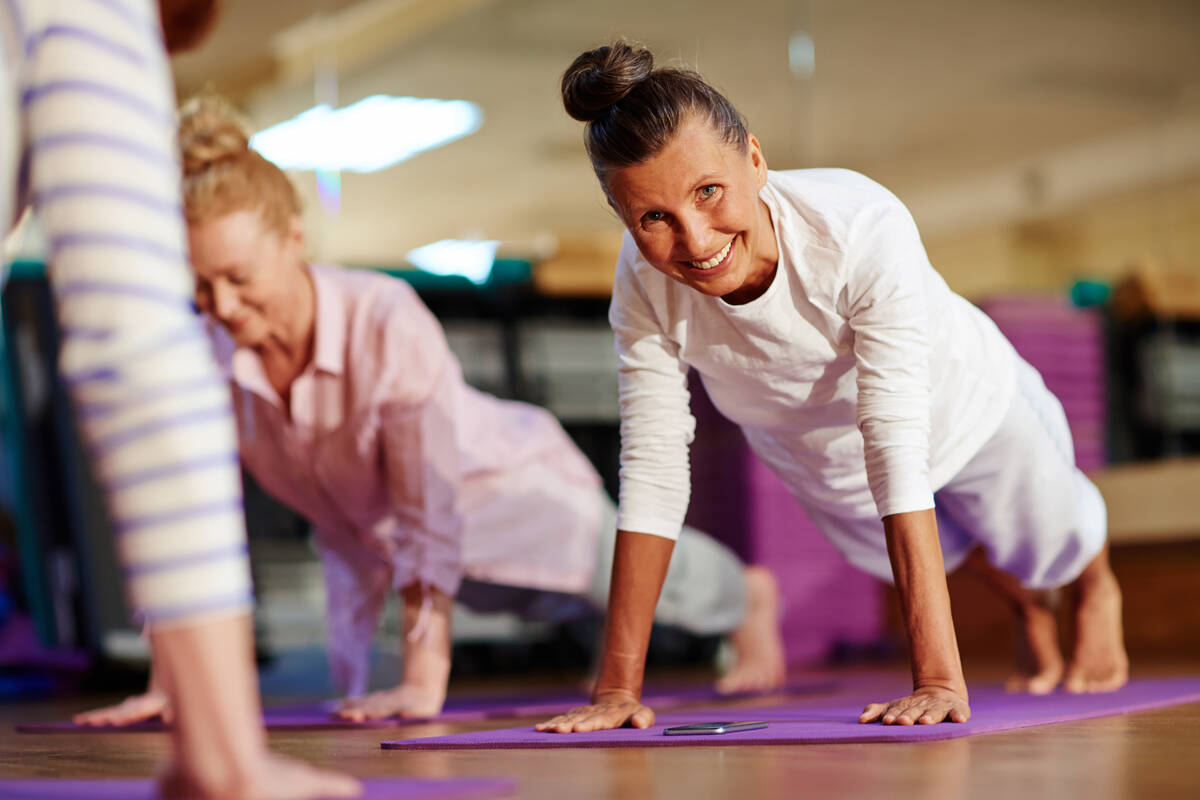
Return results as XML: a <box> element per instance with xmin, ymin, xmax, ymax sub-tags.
<box><xmin>561</xmin><ymin>41</ymin><xmax>654</xmax><ymax>122</ymax></box>
<box><xmin>178</xmin><ymin>92</ymin><xmax>251</xmax><ymax>177</ymax></box>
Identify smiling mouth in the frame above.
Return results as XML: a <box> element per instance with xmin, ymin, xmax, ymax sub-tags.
<box><xmin>689</xmin><ymin>239</ymin><xmax>734</xmax><ymax>270</ymax></box>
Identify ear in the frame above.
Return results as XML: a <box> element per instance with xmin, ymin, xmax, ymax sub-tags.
<box><xmin>746</xmin><ymin>133</ymin><xmax>768</xmax><ymax>190</ymax></box>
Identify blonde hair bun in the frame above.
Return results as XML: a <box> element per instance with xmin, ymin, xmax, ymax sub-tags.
<box><xmin>178</xmin><ymin>93</ymin><xmax>252</xmax><ymax>177</ymax></box>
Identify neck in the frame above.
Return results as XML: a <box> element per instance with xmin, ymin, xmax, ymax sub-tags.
<box><xmin>723</xmin><ymin>197</ymin><xmax>780</xmax><ymax>305</ymax></box>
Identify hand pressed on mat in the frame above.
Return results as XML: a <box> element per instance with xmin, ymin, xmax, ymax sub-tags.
<box><xmin>74</xmin><ymin>688</ymin><xmax>172</xmax><ymax>727</ymax></box>
<box><xmin>337</xmin><ymin>682</ymin><xmax>446</xmax><ymax>722</ymax></box>
<box><xmin>337</xmin><ymin>583</ymin><xmax>452</xmax><ymax>722</ymax></box>
<box><xmin>859</xmin><ymin>685</ymin><xmax>971</xmax><ymax>725</ymax></box>
<box><xmin>535</xmin><ymin>689</ymin><xmax>655</xmax><ymax>733</ymax></box>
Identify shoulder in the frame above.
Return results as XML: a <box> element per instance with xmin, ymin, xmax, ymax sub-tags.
<box><xmin>315</xmin><ymin>263</ymin><xmax>435</xmax><ymax>336</ymax></box>
<box><xmin>315</xmin><ymin>264</ymin><xmax>452</xmax><ymax>392</ymax></box>
<box><xmin>765</xmin><ymin>168</ymin><xmax>912</xmax><ymax>249</ymax></box>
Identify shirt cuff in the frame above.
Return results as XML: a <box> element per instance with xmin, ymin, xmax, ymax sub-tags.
<box><xmin>613</xmin><ymin>511</ymin><xmax>683</xmax><ymax>541</ymax></box>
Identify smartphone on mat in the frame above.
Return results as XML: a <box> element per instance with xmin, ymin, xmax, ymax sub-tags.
<box><xmin>662</xmin><ymin>721</ymin><xmax>768</xmax><ymax>736</ymax></box>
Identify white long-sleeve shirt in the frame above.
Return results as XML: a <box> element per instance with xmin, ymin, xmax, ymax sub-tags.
<box><xmin>1</xmin><ymin>0</ymin><xmax>252</xmax><ymax>626</ymax></box>
<box><xmin>612</xmin><ymin>168</ymin><xmax>1018</xmax><ymax>540</ymax></box>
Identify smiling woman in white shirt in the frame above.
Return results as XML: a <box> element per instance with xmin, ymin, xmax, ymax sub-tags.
<box><xmin>537</xmin><ymin>40</ymin><xmax>1128</xmax><ymax>735</ymax></box>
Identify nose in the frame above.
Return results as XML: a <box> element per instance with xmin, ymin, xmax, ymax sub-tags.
<box><xmin>676</xmin><ymin>211</ymin><xmax>713</xmax><ymax>259</ymax></box>
<box><xmin>211</xmin><ymin>279</ymin><xmax>239</xmax><ymax>320</ymax></box>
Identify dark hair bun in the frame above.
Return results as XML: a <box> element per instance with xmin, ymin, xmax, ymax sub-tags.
<box><xmin>561</xmin><ymin>41</ymin><xmax>654</xmax><ymax>122</ymax></box>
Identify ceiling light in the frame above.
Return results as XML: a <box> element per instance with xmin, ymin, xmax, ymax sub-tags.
<box><xmin>788</xmin><ymin>32</ymin><xmax>815</xmax><ymax>79</ymax></box>
<box><xmin>250</xmin><ymin>95</ymin><xmax>482</xmax><ymax>173</ymax></box>
<box><xmin>406</xmin><ymin>239</ymin><xmax>499</xmax><ymax>285</ymax></box>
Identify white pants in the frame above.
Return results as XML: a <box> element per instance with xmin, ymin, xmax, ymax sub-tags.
<box><xmin>806</xmin><ymin>357</ymin><xmax>1107</xmax><ymax>590</ymax></box>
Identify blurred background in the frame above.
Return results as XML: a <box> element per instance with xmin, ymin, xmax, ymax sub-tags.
<box><xmin>2</xmin><ymin>0</ymin><xmax>1199</xmax><ymax>698</ymax></box>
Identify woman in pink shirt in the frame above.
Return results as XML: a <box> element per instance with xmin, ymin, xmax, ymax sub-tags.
<box><xmin>84</xmin><ymin>94</ymin><xmax>785</xmax><ymax>723</ymax></box>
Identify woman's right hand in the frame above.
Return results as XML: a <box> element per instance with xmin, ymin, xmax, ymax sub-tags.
<box><xmin>535</xmin><ymin>690</ymin><xmax>655</xmax><ymax>733</ymax></box>
<box><xmin>73</xmin><ymin>688</ymin><xmax>172</xmax><ymax>727</ymax></box>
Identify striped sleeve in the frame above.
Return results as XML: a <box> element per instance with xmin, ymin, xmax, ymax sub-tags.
<box><xmin>23</xmin><ymin>0</ymin><xmax>252</xmax><ymax>626</ymax></box>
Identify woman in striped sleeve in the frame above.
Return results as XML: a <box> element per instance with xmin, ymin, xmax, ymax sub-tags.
<box><xmin>1</xmin><ymin>1</ymin><xmax>358</xmax><ymax>796</ymax></box>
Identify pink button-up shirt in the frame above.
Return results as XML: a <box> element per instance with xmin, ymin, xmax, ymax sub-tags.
<box><xmin>210</xmin><ymin>264</ymin><xmax>604</xmax><ymax>693</ymax></box>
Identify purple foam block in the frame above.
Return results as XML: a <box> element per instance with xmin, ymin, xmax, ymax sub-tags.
<box><xmin>0</xmin><ymin>777</ymin><xmax>515</xmax><ymax>799</ymax></box>
<box><xmin>16</xmin><ymin>681</ymin><xmax>832</xmax><ymax>733</ymax></box>
<box><xmin>381</xmin><ymin>677</ymin><xmax>1200</xmax><ymax>750</ymax></box>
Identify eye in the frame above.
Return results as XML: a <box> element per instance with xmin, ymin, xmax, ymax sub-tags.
<box><xmin>641</xmin><ymin>210</ymin><xmax>665</xmax><ymax>225</ymax></box>
<box><xmin>699</xmin><ymin>184</ymin><xmax>719</xmax><ymax>199</ymax></box>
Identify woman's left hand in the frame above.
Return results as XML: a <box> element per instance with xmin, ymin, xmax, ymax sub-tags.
<box><xmin>336</xmin><ymin>682</ymin><xmax>447</xmax><ymax>722</ymax></box>
<box><xmin>858</xmin><ymin>685</ymin><xmax>970</xmax><ymax>725</ymax></box>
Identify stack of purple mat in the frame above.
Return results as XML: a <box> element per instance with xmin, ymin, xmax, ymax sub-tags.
<box><xmin>685</xmin><ymin>375</ymin><xmax>884</xmax><ymax>666</ymax></box>
<box><xmin>981</xmin><ymin>294</ymin><xmax>1109</xmax><ymax>471</ymax></box>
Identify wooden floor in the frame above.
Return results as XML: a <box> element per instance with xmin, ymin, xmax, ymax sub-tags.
<box><xmin>3</xmin><ymin>664</ymin><xmax>1200</xmax><ymax>799</ymax></box>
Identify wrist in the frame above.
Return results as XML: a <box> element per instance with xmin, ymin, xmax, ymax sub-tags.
<box><xmin>591</xmin><ymin>686</ymin><xmax>641</xmax><ymax>704</ymax></box>
<box><xmin>594</xmin><ymin>649</ymin><xmax>646</xmax><ymax>697</ymax></box>
<box><xmin>912</xmin><ymin>674</ymin><xmax>968</xmax><ymax>698</ymax></box>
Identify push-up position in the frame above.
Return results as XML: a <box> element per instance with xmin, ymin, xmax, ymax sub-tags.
<box><xmin>539</xmin><ymin>42</ymin><xmax>1127</xmax><ymax>733</ymax></box>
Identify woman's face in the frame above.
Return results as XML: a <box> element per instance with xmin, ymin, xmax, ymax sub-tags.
<box><xmin>606</xmin><ymin>114</ymin><xmax>776</xmax><ymax>304</ymax></box>
<box><xmin>189</xmin><ymin>209</ymin><xmax>303</xmax><ymax>349</ymax></box>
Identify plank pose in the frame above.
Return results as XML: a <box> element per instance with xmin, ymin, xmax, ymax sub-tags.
<box><xmin>538</xmin><ymin>42</ymin><xmax>1128</xmax><ymax>733</ymax></box>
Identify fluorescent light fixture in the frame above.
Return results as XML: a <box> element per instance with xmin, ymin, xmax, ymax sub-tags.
<box><xmin>788</xmin><ymin>31</ymin><xmax>815</xmax><ymax>79</ymax></box>
<box><xmin>250</xmin><ymin>95</ymin><xmax>482</xmax><ymax>173</ymax></box>
<box><xmin>406</xmin><ymin>239</ymin><xmax>499</xmax><ymax>285</ymax></box>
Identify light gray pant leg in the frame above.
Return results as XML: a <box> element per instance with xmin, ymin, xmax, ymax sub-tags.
<box><xmin>585</xmin><ymin>495</ymin><xmax>747</xmax><ymax>636</ymax></box>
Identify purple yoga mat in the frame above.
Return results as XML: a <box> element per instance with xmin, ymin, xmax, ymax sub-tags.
<box><xmin>0</xmin><ymin>777</ymin><xmax>515</xmax><ymax>800</ymax></box>
<box><xmin>16</xmin><ymin>680</ymin><xmax>833</xmax><ymax>733</ymax></box>
<box><xmin>381</xmin><ymin>677</ymin><xmax>1200</xmax><ymax>750</ymax></box>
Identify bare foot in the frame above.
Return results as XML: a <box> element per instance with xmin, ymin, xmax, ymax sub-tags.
<box><xmin>715</xmin><ymin>566</ymin><xmax>786</xmax><ymax>694</ymax></box>
<box><xmin>1004</xmin><ymin>591</ymin><xmax>1064</xmax><ymax>695</ymax></box>
<box><xmin>961</xmin><ymin>550</ymin><xmax>1064</xmax><ymax>695</ymax></box>
<box><xmin>336</xmin><ymin>683</ymin><xmax>446</xmax><ymax>722</ymax></box>
<box><xmin>73</xmin><ymin>689</ymin><xmax>172</xmax><ymax>726</ymax></box>
<box><xmin>160</xmin><ymin>753</ymin><xmax>361</xmax><ymax>800</ymax></box>
<box><xmin>1064</xmin><ymin>549</ymin><xmax>1128</xmax><ymax>693</ymax></box>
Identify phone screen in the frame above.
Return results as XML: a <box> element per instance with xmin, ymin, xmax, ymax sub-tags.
<box><xmin>662</xmin><ymin>721</ymin><xmax>768</xmax><ymax>735</ymax></box>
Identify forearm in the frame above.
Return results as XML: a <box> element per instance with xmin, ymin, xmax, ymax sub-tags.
<box><xmin>398</xmin><ymin>583</ymin><xmax>453</xmax><ymax>690</ymax></box>
<box><xmin>150</xmin><ymin>614</ymin><xmax>266</xmax><ymax>778</ymax></box>
<box><xmin>883</xmin><ymin>509</ymin><xmax>966</xmax><ymax>697</ymax></box>
<box><xmin>593</xmin><ymin>531</ymin><xmax>675</xmax><ymax>700</ymax></box>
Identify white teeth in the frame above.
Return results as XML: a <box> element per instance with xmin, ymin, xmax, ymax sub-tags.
<box><xmin>690</xmin><ymin>239</ymin><xmax>733</xmax><ymax>270</ymax></box>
